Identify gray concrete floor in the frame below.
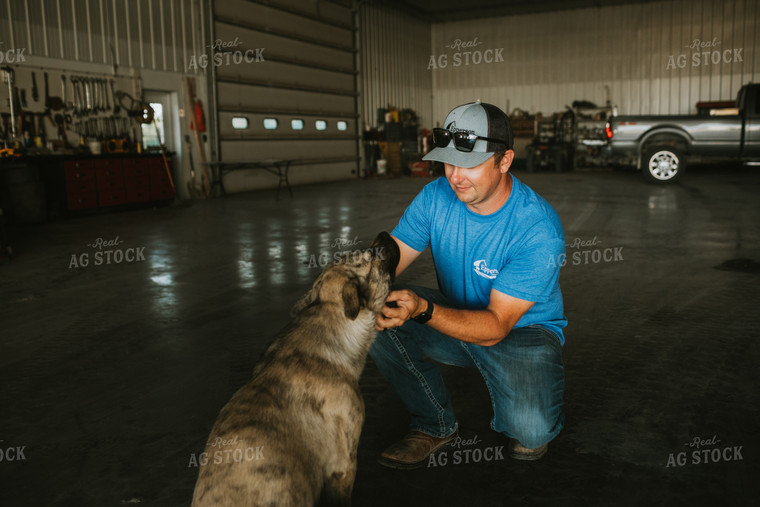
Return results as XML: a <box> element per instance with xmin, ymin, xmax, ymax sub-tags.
<box><xmin>1</xmin><ymin>165</ymin><xmax>759</xmax><ymax>506</ymax></box>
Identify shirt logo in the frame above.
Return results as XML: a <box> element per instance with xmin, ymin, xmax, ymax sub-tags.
<box><xmin>473</xmin><ymin>259</ymin><xmax>499</xmax><ymax>279</ymax></box>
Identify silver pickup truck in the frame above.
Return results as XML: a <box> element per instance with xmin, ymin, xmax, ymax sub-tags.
<box><xmin>605</xmin><ymin>83</ymin><xmax>760</xmax><ymax>183</ymax></box>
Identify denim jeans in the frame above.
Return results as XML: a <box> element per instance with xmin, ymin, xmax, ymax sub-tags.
<box><xmin>369</xmin><ymin>285</ymin><xmax>565</xmax><ymax>449</ymax></box>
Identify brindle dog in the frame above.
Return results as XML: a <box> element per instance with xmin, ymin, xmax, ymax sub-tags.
<box><xmin>192</xmin><ymin>232</ymin><xmax>400</xmax><ymax>507</ymax></box>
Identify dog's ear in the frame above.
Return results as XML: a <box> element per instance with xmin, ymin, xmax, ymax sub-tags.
<box><xmin>289</xmin><ymin>278</ymin><xmax>322</xmax><ymax>318</ymax></box>
<box><xmin>342</xmin><ymin>278</ymin><xmax>364</xmax><ymax>320</ymax></box>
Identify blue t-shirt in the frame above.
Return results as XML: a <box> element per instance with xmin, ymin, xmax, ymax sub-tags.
<box><xmin>392</xmin><ymin>175</ymin><xmax>567</xmax><ymax>344</ymax></box>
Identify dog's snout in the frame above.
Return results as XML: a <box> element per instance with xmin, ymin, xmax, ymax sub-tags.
<box><xmin>369</xmin><ymin>231</ymin><xmax>401</xmax><ymax>281</ymax></box>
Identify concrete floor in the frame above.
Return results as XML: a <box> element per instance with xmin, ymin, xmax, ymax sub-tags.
<box><xmin>1</xmin><ymin>165</ymin><xmax>759</xmax><ymax>506</ymax></box>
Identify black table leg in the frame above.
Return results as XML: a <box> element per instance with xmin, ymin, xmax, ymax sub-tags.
<box><xmin>274</xmin><ymin>162</ymin><xmax>293</xmax><ymax>200</ymax></box>
<box><xmin>209</xmin><ymin>164</ymin><xmax>227</xmax><ymax>198</ymax></box>
<box><xmin>283</xmin><ymin>162</ymin><xmax>292</xmax><ymax>199</ymax></box>
<box><xmin>219</xmin><ymin>168</ymin><xmax>227</xmax><ymax>198</ymax></box>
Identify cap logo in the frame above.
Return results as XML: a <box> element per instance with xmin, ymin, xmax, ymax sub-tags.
<box><xmin>445</xmin><ymin>121</ymin><xmax>474</xmax><ymax>135</ymax></box>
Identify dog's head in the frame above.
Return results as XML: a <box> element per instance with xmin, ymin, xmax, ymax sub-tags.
<box><xmin>290</xmin><ymin>232</ymin><xmax>401</xmax><ymax>320</ymax></box>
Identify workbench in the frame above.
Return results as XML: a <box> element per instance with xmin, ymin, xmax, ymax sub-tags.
<box><xmin>0</xmin><ymin>153</ymin><xmax>174</xmax><ymax>223</ymax></box>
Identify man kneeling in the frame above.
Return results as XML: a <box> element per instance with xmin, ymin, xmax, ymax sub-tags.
<box><xmin>372</xmin><ymin>101</ymin><xmax>567</xmax><ymax>469</ymax></box>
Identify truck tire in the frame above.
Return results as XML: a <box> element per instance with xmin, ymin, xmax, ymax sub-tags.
<box><xmin>643</xmin><ymin>145</ymin><xmax>685</xmax><ymax>183</ymax></box>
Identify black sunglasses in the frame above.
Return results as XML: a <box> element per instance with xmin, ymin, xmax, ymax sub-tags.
<box><xmin>432</xmin><ymin>128</ymin><xmax>508</xmax><ymax>153</ymax></box>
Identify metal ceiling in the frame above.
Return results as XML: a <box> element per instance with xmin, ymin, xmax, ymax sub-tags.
<box><xmin>381</xmin><ymin>0</ymin><xmax>670</xmax><ymax>22</ymax></box>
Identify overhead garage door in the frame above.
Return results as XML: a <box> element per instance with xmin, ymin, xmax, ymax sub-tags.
<box><xmin>211</xmin><ymin>0</ymin><xmax>358</xmax><ymax>193</ymax></box>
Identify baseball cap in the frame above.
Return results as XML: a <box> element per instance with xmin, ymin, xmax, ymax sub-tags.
<box><xmin>423</xmin><ymin>101</ymin><xmax>514</xmax><ymax>169</ymax></box>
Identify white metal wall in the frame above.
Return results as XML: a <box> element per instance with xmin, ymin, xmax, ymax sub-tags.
<box><xmin>428</xmin><ymin>0</ymin><xmax>760</xmax><ymax>123</ymax></box>
<box><xmin>358</xmin><ymin>2</ymin><xmax>433</xmax><ymax>128</ymax></box>
<box><xmin>0</xmin><ymin>0</ymin><xmax>207</xmax><ymax>74</ymax></box>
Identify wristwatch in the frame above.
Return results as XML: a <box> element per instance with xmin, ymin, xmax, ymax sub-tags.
<box><xmin>412</xmin><ymin>298</ymin><xmax>434</xmax><ymax>324</ymax></box>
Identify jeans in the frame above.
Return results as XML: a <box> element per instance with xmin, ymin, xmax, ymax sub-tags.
<box><xmin>369</xmin><ymin>285</ymin><xmax>565</xmax><ymax>449</ymax></box>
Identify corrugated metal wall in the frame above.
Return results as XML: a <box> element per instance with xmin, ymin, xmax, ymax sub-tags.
<box><xmin>357</xmin><ymin>2</ymin><xmax>433</xmax><ymax>128</ymax></box>
<box><xmin>0</xmin><ymin>0</ymin><xmax>207</xmax><ymax>74</ymax></box>
<box><xmin>428</xmin><ymin>0</ymin><xmax>760</xmax><ymax>123</ymax></box>
<box><xmin>212</xmin><ymin>0</ymin><xmax>358</xmax><ymax>192</ymax></box>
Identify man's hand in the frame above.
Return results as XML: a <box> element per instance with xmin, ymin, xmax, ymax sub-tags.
<box><xmin>374</xmin><ymin>287</ymin><xmax>534</xmax><ymax>346</ymax></box>
<box><xmin>375</xmin><ymin>289</ymin><xmax>426</xmax><ymax>330</ymax></box>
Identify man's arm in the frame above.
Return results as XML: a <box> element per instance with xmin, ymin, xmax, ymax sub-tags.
<box><xmin>390</xmin><ymin>234</ymin><xmax>422</xmax><ymax>278</ymax></box>
<box><xmin>376</xmin><ymin>288</ymin><xmax>534</xmax><ymax>347</ymax></box>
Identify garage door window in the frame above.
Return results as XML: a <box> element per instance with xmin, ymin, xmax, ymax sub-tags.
<box><xmin>291</xmin><ymin>119</ymin><xmax>304</xmax><ymax>130</ymax></box>
<box><xmin>315</xmin><ymin>120</ymin><xmax>327</xmax><ymax>131</ymax></box>
<box><xmin>232</xmin><ymin>117</ymin><xmax>249</xmax><ymax>129</ymax></box>
<box><xmin>263</xmin><ymin>118</ymin><xmax>278</xmax><ymax>130</ymax></box>
<box><xmin>337</xmin><ymin>121</ymin><xmax>348</xmax><ymax>131</ymax></box>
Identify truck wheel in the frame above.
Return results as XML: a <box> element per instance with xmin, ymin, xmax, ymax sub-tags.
<box><xmin>643</xmin><ymin>145</ymin><xmax>685</xmax><ymax>183</ymax></box>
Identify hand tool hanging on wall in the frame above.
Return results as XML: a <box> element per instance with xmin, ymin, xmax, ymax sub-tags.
<box><xmin>113</xmin><ymin>89</ymin><xmax>151</xmax><ymax>121</ymax></box>
<box><xmin>92</xmin><ymin>78</ymin><xmax>99</xmax><ymax>113</ymax></box>
<box><xmin>15</xmin><ymin>88</ymin><xmax>28</xmax><ymax>144</ymax></box>
<box><xmin>54</xmin><ymin>113</ymin><xmax>66</xmax><ymax>142</ymax></box>
<box><xmin>61</xmin><ymin>75</ymin><xmax>72</xmax><ymax>128</ymax></box>
<box><xmin>104</xmin><ymin>80</ymin><xmax>111</xmax><ymax>112</ymax></box>
<box><xmin>110</xmin><ymin>80</ymin><xmax>120</xmax><ymax>115</ymax></box>
<box><xmin>34</xmin><ymin>113</ymin><xmax>46</xmax><ymax>145</ymax></box>
<box><xmin>44</xmin><ymin>72</ymin><xmax>64</xmax><ymax>112</ymax></box>
<box><xmin>2</xmin><ymin>67</ymin><xmax>18</xmax><ymax>141</ymax></box>
<box><xmin>31</xmin><ymin>72</ymin><xmax>39</xmax><ymax>102</ymax></box>
<box><xmin>84</xmin><ymin>77</ymin><xmax>92</xmax><ymax>115</ymax></box>
<box><xmin>96</xmin><ymin>79</ymin><xmax>103</xmax><ymax>112</ymax></box>
<box><xmin>102</xmin><ymin>80</ymin><xmax>109</xmax><ymax>113</ymax></box>
<box><xmin>73</xmin><ymin>76</ymin><xmax>83</xmax><ymax>117</ymax></box>
<box><xmin>61</xmin><ymin>75</ymin><xmax>66</xmax><ymax>110</ymax></box>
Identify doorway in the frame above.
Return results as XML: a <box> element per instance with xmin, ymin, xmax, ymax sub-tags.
<box><xmin>140</xmin><ymin>90</ymin><xmax>184</xmax><ymax>196</ymax></box>
<box><xmin>141</xmin><ymin>91</ymin><xmax>178</xmax><ymax>153</ymax></box>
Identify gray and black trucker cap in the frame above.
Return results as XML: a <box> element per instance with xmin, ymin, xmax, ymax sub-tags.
<box><xmin>423</xmin><ymin>101</ymin><xmax>514</xmax><ymax>169</ymax></box>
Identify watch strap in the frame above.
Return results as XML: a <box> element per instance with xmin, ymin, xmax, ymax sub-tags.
<box><xmin>412</xmin><ymin>298</ymin><xmax>433</xmax><ymax>324</ymax></box>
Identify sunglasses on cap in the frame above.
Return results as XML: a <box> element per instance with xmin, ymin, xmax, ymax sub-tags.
<box><xmin>432</xmin><ymin>128</ymin><xmax>509</xmax><ymax>153</ymax></box>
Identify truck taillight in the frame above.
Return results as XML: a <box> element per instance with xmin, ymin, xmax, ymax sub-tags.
<box><xmin>605</xmin><ymin>123</ymin><xmax>613</xmax><ymax>139</ymax></box>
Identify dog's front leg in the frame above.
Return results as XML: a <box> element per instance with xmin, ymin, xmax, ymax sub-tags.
<box><xmin>323</xmin><ymin>465</ymin><xmax>356</xmax><ymax>507</ymax></box>
<box><xmin>322</xmin><ymin>412</ymin><xmax>361</xmax><ymax>507</ymax></box>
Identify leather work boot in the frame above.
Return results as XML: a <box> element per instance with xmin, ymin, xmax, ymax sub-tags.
<box><xmin>378</xmin><ymin>431</ymin><xmax>458</xmax><ymax>470</ymax></box>
<box><xmin>509</xmin><ymin>439</ymin><xmax>548</xmax><ymax>461</ymax></box>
